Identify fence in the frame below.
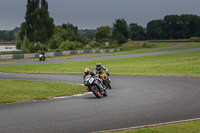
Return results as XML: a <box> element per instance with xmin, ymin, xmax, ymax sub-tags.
<box><xmin>0</xmin><ymin>48</ymin><xmax>120</xmax><ymax>60</ymax></box>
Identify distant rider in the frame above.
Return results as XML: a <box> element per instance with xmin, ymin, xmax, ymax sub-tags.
<box><xmin>94</xmin><ymin>62</ymin><xmax>109</xmax><ymax>76</ymax></box>
<box><xmin>94</xmin><ymin>62</ymin><xmax>110</xmax><ymax>80</ymax></box>
<box><xmin>41</xmin><ymin>51</ymin><xmax>45</xmax><ymax>60</ymax></box>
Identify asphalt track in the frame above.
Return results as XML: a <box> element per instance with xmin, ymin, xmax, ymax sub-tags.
<box><xmin>0</xmin><ymin>48</ymin><xmax>200</xmax><ymax>133</ymax></box>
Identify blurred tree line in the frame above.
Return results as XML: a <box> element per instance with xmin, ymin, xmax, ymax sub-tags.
<box><xmin>146</xmin><ymin>14</ymin><xmax>200</xmax><ymax>40</ymax></box>
<box><xmin>1</xmin><ymin>0</ymin><xmax>200</xmax><ymax>52</ymax></box>
<box><xmin>0</xmin><ymin>28</ymin><xmax>19</xmax><ymax>41</ymax></box>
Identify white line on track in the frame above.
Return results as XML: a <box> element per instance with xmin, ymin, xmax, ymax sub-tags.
<box><xmin>52</xmin><ymin>92</ymin><xmax>92</xmax><ymax>99</ymax></box>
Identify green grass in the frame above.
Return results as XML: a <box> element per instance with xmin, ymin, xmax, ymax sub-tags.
<box><xmin>119</xmin><ymin>42</ymin><xmax>176</xmax><ymax>51</ymax></box>
<box><xmin>0</xmin><ymin>79</ymin><xmax>87</xmax><ymax>103</ymax></box>
<box><xmin>113</xmin><ymin>121</ymin><xmax>200</xmax><ymax>133</ymax></box>
<box><xmin>115</xmin><ymin>42</ymin><xmax>200</xmax><ymax>55</ymax></box>
<box><xmin>0</xmin><ymin>51</ymin><xmax>200</xmax><ymax>77</ymax></box>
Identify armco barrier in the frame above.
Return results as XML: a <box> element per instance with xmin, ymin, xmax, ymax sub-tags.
<box><xmin>84</xmin><ymin>50</ymin><xmax>92</xmax><ymax>53</ymax></box>
<box><xmin>0</xmin><ymin>54</ymin><xmax>13</xmax><ymax>60</ymax></box>
<box><xmin>95</xmin><ymin>50</ymin><xmax>100</xmax><ymax>53</ymax></box>
<box><xmin>54</xmin><ymin>52</ymin><xmax>62</xmax><ymax>56</ymax></box>
<box><xmin>62</xmin><ymin>51</ymin><xmax>70</xmax><ymax>55</ymax></box>
<box><xmin>100</xmin><ymin>50</ymin><xmax>105</xmax><ymax>53</ymax></box>
<box><xmin>77</xmin><ymin>50</ymin><xmax>84</xmax><ymax>54</ymax></box>
<box><xmin>0</xmin><ymin>48</ymin><xmax>120</xmax><ymax>60</ymax></box>
<box><xmin>70</xmin><ymin>50</ymin><xmax>77</xmax><ymax>55</ymax></box>
<box><xmin>35</xmin><ymin>53</ymin><xmax>40</xmax><ymax>58</ymax></box>
<box><xmin>13</xmin><ymin>54</ymin><xmax>24</xmax><ymax>59</ymax></box>
<box><xmin>105</xmin><ymin>49</ymin><xmax>110</xmax><ymax>53</ymax></box>
<box><xmin>24</xmin><ymin>53</ymin><xmax>35</xmax><ymax>58</ymax></box>
<box><xmin>46</xmin><ymin>52</ymin><xmax>54</xmax><ymax>57</ymax></box>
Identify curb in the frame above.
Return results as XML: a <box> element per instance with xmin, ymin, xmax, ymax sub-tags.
<box><xmin>92</xmin><ymin>118</ymin><xmax>200</xmax><ymax>133</ymax></box>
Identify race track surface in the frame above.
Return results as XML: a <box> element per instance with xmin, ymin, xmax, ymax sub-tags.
<box><xmin>0</xmin><ymin>73</ymin><xmax>200</xmax><ymax>133</ymax></box>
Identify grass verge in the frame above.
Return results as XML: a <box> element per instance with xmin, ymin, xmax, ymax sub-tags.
<box><xmin>0</xmin><ymin>79</ymin><xmax>87</xmax><ymax>103</ymax></box>
<box><xmin>0</xmin><ymin>51</ymin><xmax>200</xmax><ymax>77</ymax></box>
<box><xmin>112</xmin><ymin>120</ymin><xmax>200</xmax><ymax>133</ymax></box>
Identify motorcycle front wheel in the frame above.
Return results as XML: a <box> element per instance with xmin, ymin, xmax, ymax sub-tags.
<box><xmin>91</xmin><ymin>86</ymin><xmax>102</xmax><ymax>98</ymax></box>
<box><xmin>104</xmin><ymin>80</ymin><xmax>112</xmax><ymax>89</ymax></box>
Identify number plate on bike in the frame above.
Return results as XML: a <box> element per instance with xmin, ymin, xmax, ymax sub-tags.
<box><xmin>89</xmin><ymin>78</ymin><xmax>94</xmax><ymax>83</ymax></box>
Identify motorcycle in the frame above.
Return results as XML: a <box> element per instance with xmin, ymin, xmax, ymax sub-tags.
<box><xmin>39</xmin><ymin>54</ymin><xmax>45</xmax><ymax>61</ymax></box>
<box><xmin>84</xmin><ymin>75</ymin><xmax>107</xmax><ymax>98</ymax></box>
<box><xmin>100</xmin><ymin>72</ymin><xmax>112</xmax><ymax>89</ymax></box>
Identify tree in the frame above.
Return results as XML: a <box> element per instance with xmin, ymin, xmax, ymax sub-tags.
<box><xmin>94</xmin><ymin>26</ymin><xmax>111</xmax><ymax>42</ymax></box>
<box><xmin>112</xmin><ymin>19</ymin><xmax>129</xmax><ymax>44</ymax></box>
<box><xmin>0</xmin><ymin>30</ymin><xmax>15</xmax><ymax>41</ymax></box>
<box><xmin>78</xmin><ymin>29</ymin><xmax>96</xmax><ymax>40</ymax></box>
<box><xmin>146</xmin><ymin>20</ymin><xmax>163</xmax><ymax>39</ymax></box>
<box><xmin>146</xmin><ymin>14</ymin><xmax>200</xmax><ymax>40</ymax></box>
<box><xmin>18</xmin><ymin>0</ymin><xmax>54</xmax><ymax>50</ymax></box>
<box><xmin>163</xmin><ymin>15</ymin><xmax>181</xmax><ymax>39</ymax></box>
<box><xmin>129</xmin><ymin>23</ymin><xmax>146</xmax><ymax>40</ymax></box>
<box><xmin>62</xmin><ymin>23</ymin><xmax>78</xmax><ymax>34</ymax></box>
<box><xmin>24</xmin><ymin>0</ymin><xmax>39</xmax><ymax>42</ymax></box>
<box><xmin>48</xmin><ymin>25</ymin><xmax>88</xmax><ymax>50</ymax></box>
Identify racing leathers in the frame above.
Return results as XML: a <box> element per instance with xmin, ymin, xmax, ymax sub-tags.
<box><xmin>94</xmin><ymin>66</ymin><xmax>108</xmax><ymax>76</ymax></box>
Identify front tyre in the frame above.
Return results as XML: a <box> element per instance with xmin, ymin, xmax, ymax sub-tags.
<box><xmin>104</xmin><ymin>80</ymin><xmax>112</xmax><ymax>89</ymax></box>
<box><xmin>91</xmin><ymin>86</ymin><xmax>102</xmax><ymax>98</ymax></box>
<box><xmin>108</xmin><ymin>81</ymin><xmax>112</xmax><ymax>89</ymax></box>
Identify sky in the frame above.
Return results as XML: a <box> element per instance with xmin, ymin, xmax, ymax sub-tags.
<box><xmin>0</xmin><ymin>0</ymin><xmax>200</xmax><ymax>30</ymax></box>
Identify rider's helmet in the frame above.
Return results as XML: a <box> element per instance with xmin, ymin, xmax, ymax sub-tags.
<box><xmin>84</xmin><ymin>68</ymin><xmax>90</xmax><ymax>75</ymax></box>
<box><xmin>96</xmin><ymin>62</ymin><xmax>101</xmax><ymax>70</ymax></box>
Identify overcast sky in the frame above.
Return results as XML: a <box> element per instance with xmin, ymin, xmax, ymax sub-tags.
<box><xmin>0</xmin><ymin>0</ymin><xmax>200</xmax><ymax>30</ymax></box>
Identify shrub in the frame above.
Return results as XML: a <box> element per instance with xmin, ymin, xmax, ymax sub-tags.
<box><xmin>59</xmin><ymin>40</ymin><xmax>84</xmax><ymax>50</ymax></box>
<box><xmin>48</xmin><ymin>35</ymin><xmax>62</xmax><ymax>49</ymax></box>
<box><xmin>88</xmin><ymin>42</ymin><xmax>102</xmax><ymax>48</ymax></box>
<box><xmin>142</xmin><ymin>43</ymin><xmax>155</xmax><ymax>48</ymax></box>
<box><xmin>190</xmin><ymin>37</ymin><xmax>200</xmax><ymax>42</ymax></box>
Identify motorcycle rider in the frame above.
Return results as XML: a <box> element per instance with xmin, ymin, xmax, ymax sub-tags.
<box><xmin>84</xmin><ymin>68</ymin><xmax>106</xmax><ymax>94</ymax></box>
<box><xmin>40</xmin><ymin>51</ymin><xmax>45</xmax><ymax>61</ymax></box>
<box><xmin>84</xmin><ymin>68</ymin><xmax>95</xmax><ymax>79</ymax></box>
<box><xmin>94</xmin><ymin>62</ymin><xmax>111</xmax><ymax>81</ymax></box>
<box><xmin>94</xmin><ymin>62</ymin><xmax>109</xmax><ymax>75</ymax></box>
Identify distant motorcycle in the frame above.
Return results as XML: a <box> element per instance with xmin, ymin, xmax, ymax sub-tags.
<box><xmin>100</xmin><ymin>72</ymin><xmax>111</xmax><ymax>89</ymax></box>
<box><xmin>39</xmin><ymin>54</ymin><xmax>45</xmax><ymax>61</ymax></box>
<box><xmin>84</xmin><ymin>75</ymin><xmax>107</xmax><ymax>98</ymax></box>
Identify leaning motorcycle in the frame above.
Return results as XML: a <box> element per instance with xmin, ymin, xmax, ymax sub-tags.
<box><xmin>39</xmin><ymin>54</ymin><xmax>45</xmax><ymax>61</ymax></box>
<box><xmin>100</xmin><ymin>72</ymin><xmax>112</xmax><ymax>89</ymax></box>
<box><xmin>84</xmin><ymin>75</ymin><xmax>107</xmax><ymax>98</ymax></box>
